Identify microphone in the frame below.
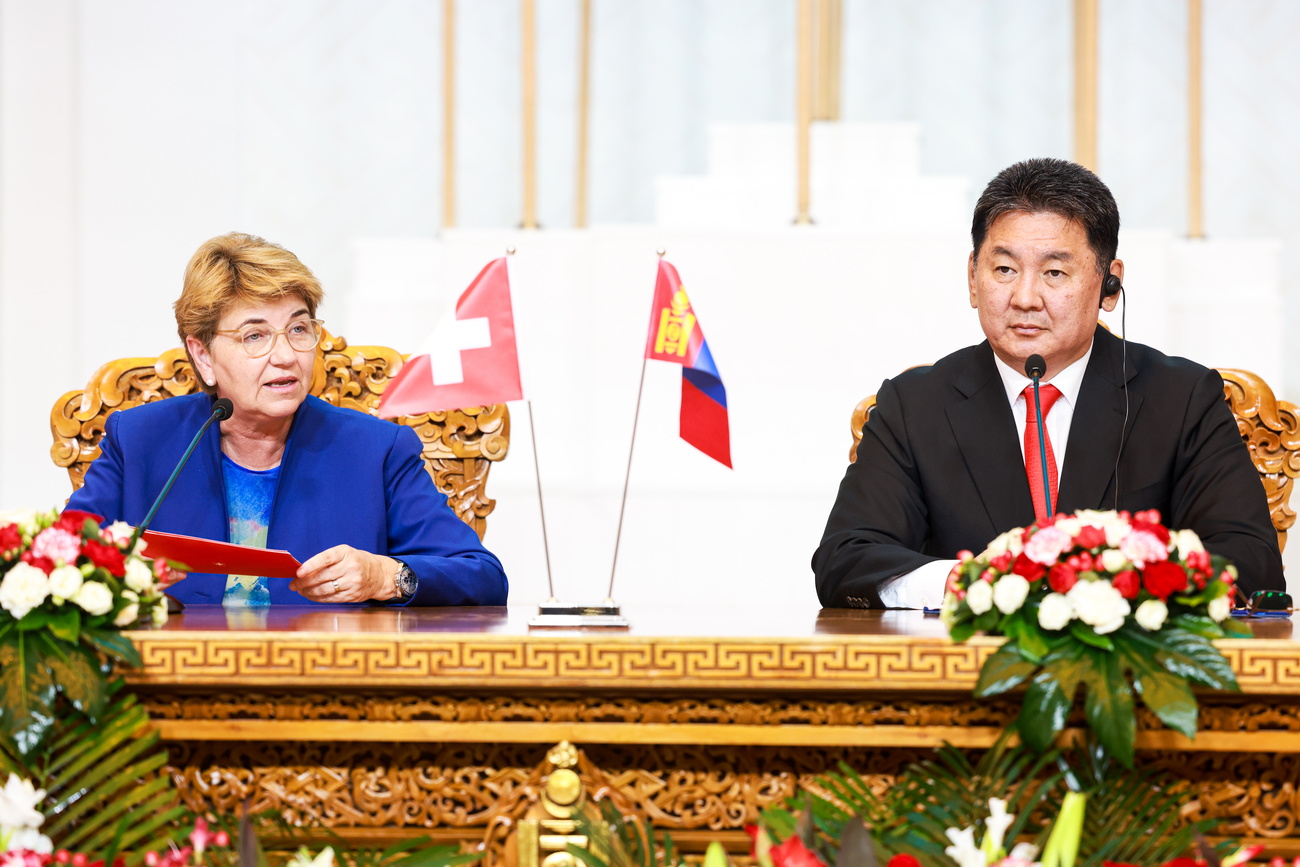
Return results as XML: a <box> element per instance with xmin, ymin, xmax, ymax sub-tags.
<box><xmin>127</xmin><ymin>398</ymin><xmax>233</xmax><ymax>553</ymax></box>
<box><xmin>1024</xmin><ymin>354</ymin><xmax>1053</xmax><ymax>518</ymax></box>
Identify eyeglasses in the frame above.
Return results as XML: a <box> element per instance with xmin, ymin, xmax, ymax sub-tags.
<box><xmin>213</xmin><ymin>319</ymin><xmax>324</xmax><ymax>358</ymax></box>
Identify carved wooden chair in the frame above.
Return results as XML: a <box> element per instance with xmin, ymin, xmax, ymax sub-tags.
<box><xmin>848</xmin><ymin>368</ymin><xmax>1300</xmax><ymax>553</ymax></box>
<box><xmin>50</xmin><ymin>330</ymin><xmax>509</xmax><ymax>539</ymax></box>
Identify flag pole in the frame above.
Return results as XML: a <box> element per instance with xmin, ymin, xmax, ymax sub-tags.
<box><xmin>606</xmin><ymin>248</ymin><xmax>662</xmax><ymax>601</ymax></box>
<box><xmin>526</xmin><ymin>399</ymin><xmax>556</xmax><ymax>601</ymax></box>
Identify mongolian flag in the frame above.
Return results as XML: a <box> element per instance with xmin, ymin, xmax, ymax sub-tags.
<box><xmin>378</xmin><ymin>258</ymin><xmax>523</xmax><ymax>417</ymax></box>
<box><xmin>643</xmin><ymin>259</ymin><xmax>732</xmax><ymax>468</ymax></box>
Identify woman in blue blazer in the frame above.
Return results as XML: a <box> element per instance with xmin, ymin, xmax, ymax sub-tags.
<box><xmin>67</xmin><ymin>233</ymin><xmax>507</xmax><ymax>607</ymax></box>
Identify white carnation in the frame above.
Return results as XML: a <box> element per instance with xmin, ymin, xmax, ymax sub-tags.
<box><xmin>1171</xmin><ymin>528</ymin><xmax>1205</xmax><ymax>561</ymax></box>
<box><xmin>0</xmin><ymin>564</ymin><xmax>49</xmax><ymax>621</ymax></box>
<box><xmin>992</xmin><ymin>574</ymin><xmax>1031</xmax><ymax>615</ymax></box>
<box><xmin>71</xmin><ymin>581</ymin><xmax>113</xmax><ymax>617</ymax></box>
<box><xmin>1134</xmin><ymin>599</ymin><xmax>1169</xmax><ymax>631</ymax></box>
<box><xmin>966</xmin><ymin>580</ymin><xmax>994</xmax><ymax>615</ymax></box>
<box><xmin>124</xmin><ymin>558</ymin><xmax>154</xmax><ymax>594</ymax></box>
<box><xmin>151</xmin><ymin>602</ymin><xmax>169</xmax><ymax>627</ymax></box>
<box><xmin>983</xmin><ymin>529</ymin><xmax>1022</xmax><ymax>559</ymax></box>
<box><xmin>1066</xmin><ymin>579</ymin><xmax>1131</xmax><ymax>635</ymax></box>
<box><xmin>1208</xmin><ymin>594</ymin><xmax>1232</xmax><ymax>622</ymax></box>
<box><xmin>1037</xmin><ymin>592</ymin><xmax>1074</xmax><ymax>630</ymax></box>
<box><xmin>47</xmin><ymin>565</ymin><xmax>82</xmax><ymax>601</ymax></box>
<box><xmin>1099</xmin><ymin>548</ymin><xmax>1128</xmax><ymax>573</ymax></box>
<box><xmin>6</xmin><ymin>827</ymin><xmax>52</xmax><ymax>854</ymax></box>
<box><xmin>102</xmin><ymin>521</ymin><xmax>134</xmax><ymax>547</ymax></box>
<box><xmin>0</xmin><ymin>510</ymin><xmax>38</xmax><ymax>536</ymax></box>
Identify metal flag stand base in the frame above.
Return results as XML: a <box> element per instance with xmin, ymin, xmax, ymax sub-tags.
<box><xmin>529</xmin><ymin>598</ymin><xmax>629</xmax><ymax>629</ymax></box>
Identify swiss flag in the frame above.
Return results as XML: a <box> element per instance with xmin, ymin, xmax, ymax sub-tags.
<box><xmin>378</xmin><ymin>258</ymin><xmax>523</xmax><ymax>417</ymax></box>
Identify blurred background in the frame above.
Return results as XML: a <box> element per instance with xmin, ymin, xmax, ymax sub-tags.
<box><xmin>2</xmin><ymin>0</ymin><xmax>1297</xmax><ymax>607</ymax></box>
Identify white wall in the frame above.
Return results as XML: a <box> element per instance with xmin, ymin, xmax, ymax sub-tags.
<box><xmin>3</xmin><ymin>0</ymin><xmax>1300</xmax><ymax>604</ymax></box>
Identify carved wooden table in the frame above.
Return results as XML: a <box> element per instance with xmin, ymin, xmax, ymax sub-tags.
<box><xmin>125</xmin><ymin>606</ymin><xmax>1300</xmax><ymax>860</ymax></box>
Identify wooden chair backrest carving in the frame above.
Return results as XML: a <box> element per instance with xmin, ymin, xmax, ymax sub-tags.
<box><xmin>848</xmin><ymin>367</ymin><xmax>1299</xmax><ymax>553</ymax></box>
<box><xmin>49</xmin><ymin>329</ymin><xmax>509</xmax><ymax>539</ymax></box>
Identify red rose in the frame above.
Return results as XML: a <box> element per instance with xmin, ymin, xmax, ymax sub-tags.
<box><xmin>1131</xmin><ymin>512</ymin><xmax>1170</xmax><ymax>544</ymax></box>
<box><xmin>887</xmin><ymin>857</ymin><xmax>922</xmax><ymax>867</ymax></box>
<box><xmin>1111</xmin><ymin>569</ymin><xmax>1140</xmax><ymax>599</ymax></box>
<box><xmin>82</xmin><ymin>539</ymin><xmax>126</xmax><ymax>577</ymax></box>
<box><xmin>53</xmin><ymin>509</ymin><xmax>100</xmax><ymax>535</ymax></box>
<box><xmin>0</xmin><ymin>524</ymin><xmax>21</xmax><ymax>555</ymax></box>
<box><xmin>770</xmin><ymin>835</ymin><xmax>827</xmax><ymax>867</ymax></box>
<box><xmin>1048</xmin><ymin>563</ymin><xmax>1079</xmax><ymax>593</ymax></box>
<box><xmin>1075</xmin><ymin>525</ymin><xmax>1107</xmax><ymax>549</ymax></box>
<box><xmin>1012</xmin><ymin>553</ymin><xmax>1046</xmax><ymax>582</ymax></box>
<box><xmin>990</xmin><ymin>552</ymin><xmax>1013</xmax><ymax>572</ymax></box>
<box><xmin>20</xmin><ymin>551</ymin><xmax>54</xmax><ymax>574</ymax></box>
<box><xmin>1143</xmin><ymin>561</ymin><xmax>1189</xmax><ymax>600</ymax></box>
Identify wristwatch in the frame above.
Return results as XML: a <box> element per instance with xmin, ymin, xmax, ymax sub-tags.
<box><xmin>394</xmin><ymin>562</ymin><xmax>417</xmax><ymax>601</ymax></box>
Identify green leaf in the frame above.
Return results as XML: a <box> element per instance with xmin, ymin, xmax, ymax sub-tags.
<box><xmin>0</xmin><ymin>630</ymin><xmax>56</xmax><ymax>757</ymax></box>
<box><xmin>1017</xmin><ymin>668</ymin><xmax>1070</xmax><ymax>753</ymax></box>
<box><xmin>1069</xmin><ymin>621</ymin><xmax>1114</xmax><ymax>651</ymax></box>
<box><xmin>1115</xmin><ymin>632</ymin><xmax>1198</xmax><ymax>738</ymax></box>
<box><xmin>16</xmin><ymin>610</ymin><xmax>52</xmax><ymax>632</ymax></box>
<box><xmin>1170</xmin><ymin>614</ymin><xmax>1223</xmax><ymax>639</ymax></box>
<box><xmin>1146</xmin><ymin>626</ymin><xmax>1238</xmax><ymax>692</ymax></box>
<box><xmin>47</xmin><ymin>607</ymin><xmax>82</xmax><ymax>644</ymax></box>
<box><xmin>1080</xmin><ymin>646</ymin><xmax>1136</xmax><ymax>768</ymax></box>
<box><xmin>81</xmin><ymin>628</ymin><xmax>142</xmax><ymax>668</ymax></box>
<box><xmin>974</xmin><ymin>641</ymin><xmax>1039</xmax><ymax>697</ymax></box>
<box><xmin>44</xmin><ymin>639</ymin><xmax>109</xmax><ymax>723</ymax></box>
<box><xmin>949</xmin><ymin>619</ymin><xmax>976</xmax><ymax>643</ymax></box>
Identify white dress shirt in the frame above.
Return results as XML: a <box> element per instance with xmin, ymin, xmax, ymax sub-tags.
<box><xmin>875</xmin><ymin>343</ymin><xmax>1095</xmax><ymax>609</ymax></box>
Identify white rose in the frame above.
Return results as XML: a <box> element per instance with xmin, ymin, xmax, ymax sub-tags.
<box><xmin>1037</xmin><ymin>592</ymin><xmax>1074</xmax><ymax>630</ymax></box>
<box><xmin>0</xmin><ymin>564</ymin><xmax>49</xmax><ymax>621</ymax></box>
<box><xmin>1134</xmin><ymin>599</ymin><xmax>1168</xmax><ymax>631</ymax></box>
<box><xmin>124</xmin><ymin>558</ymin><xmax>154</xmax><ymax>594</ymax></box>
<box><xmin>1171</xmin><ymin>528</ymin><xmax>1205</xmax><ymax>561</ymax></box>
<box><xmin>113</xmin><ymin>590</ymin><xmax>140</xmax><ymax>627</ymax></box>
<box><xmin>1054</xmin><ymin>517</ymin><xmax>1082</xmax><ymax>538</ymax></box>
<box><xmin>1099</xmin><ymin>549</ymin><xmax>1128</xmax><ymax>573</ymax></box>
<box><xmin>1208</xmin><ymin>594</ymin><xmax>1232</xmax><ymax>622</ymax></box>
<box><xmin>102</xmin><ymin>521</ymin><xmax>134</xmax><ymax>547</ymax></box>
<box><xmin>151</xmin><ymin>602</ymin><xmax>169</xmax><ymax>627</ymax></box>
<box><xmin>1067</xmin><ymin>579</ymin><xmax>1131</xmax><ymax>635</ymax></box>
<box><xmin>0</xmin><ymin>775</ymin><xmax>44</xmax><ymax>831</ymax></box>
<box><xmin>0</xmin><ymin>510</ymin><xmax>38</xmax><ymax>536</ymax></box>
<box><xmin>71</xmin><ymin>581</ymin><xmax>113</xmax><ymax>617</ymax></box>
<box><xmin>992</xmin><ymin>574</ymin><xmax>1030</xmax><ymax>615</ymax></box>
<box><xmin>47</xmin><ymin>565</ymin><xmax>83</xmax><ymax>601</ymax></box>
<box><xmin>966</xmin><ymin>580</ymin><xmax>994</xmax><ymax>615</ymax></box>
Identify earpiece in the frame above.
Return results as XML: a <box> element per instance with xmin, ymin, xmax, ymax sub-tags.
<box><xmin>1101</xmin><ymin>273</ymin><xmax>1123</xmax><ymax>305</ymax></box>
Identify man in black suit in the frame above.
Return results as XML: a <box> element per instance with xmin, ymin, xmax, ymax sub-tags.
<box><xmin>814</xmin><ymin>158</ymin><xmax>1284</xmax><ymax>609</ymax></box>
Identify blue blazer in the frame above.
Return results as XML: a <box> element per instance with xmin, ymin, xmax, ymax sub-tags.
<box><xmin>67</xmin><ymin>394</ymin><xmax>508</xmax><ymax>606</ymax></box>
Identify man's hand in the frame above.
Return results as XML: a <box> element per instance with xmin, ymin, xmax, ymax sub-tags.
<box><xmin>292</xmin><ymin>546</ymin><xmax>401</xmax><ymax>603</ymax></box>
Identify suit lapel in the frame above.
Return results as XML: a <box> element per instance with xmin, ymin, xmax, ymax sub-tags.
<box><xmin>1057</xmin><ymin>327</ymin><xmax>1144</xmax><ymax>511</ymax></box>
<box><xmin>947</xmin><ymin>345</ymin><xmax>1035</xmax><ymax>532</ymax></box>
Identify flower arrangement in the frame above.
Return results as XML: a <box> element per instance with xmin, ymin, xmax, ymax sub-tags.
<box><xmin>0</xmin><ymin>508</ymin><xmax>177</xmax><ymax>756</ymax></box>
<box><xmin>941</xmin><ymin>509</ymin><xmax>1247</xmax><ymax>766</ymax></box>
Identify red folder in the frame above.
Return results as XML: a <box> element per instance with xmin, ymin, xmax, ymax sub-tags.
<box><xmin>140</xmin><ymin>530</ymin><xmax>302</xmax><ymax>579</ymax></box>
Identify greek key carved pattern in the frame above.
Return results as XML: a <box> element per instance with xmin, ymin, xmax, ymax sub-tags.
<box><xmin>127</xmin><ymin>637</ymin><xmax>1010</xmax><ymax>690</ymax></box>
<box><xmin>48</xmin><ymin>330</ymin><xmax>508</xmax><ymax>536</ymax></box>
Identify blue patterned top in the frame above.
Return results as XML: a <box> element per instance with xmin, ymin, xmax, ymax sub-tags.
<box><xmin>221</xmin><ymin>455</ymin><xmax>279</xmax><ymax>607</ymax></box>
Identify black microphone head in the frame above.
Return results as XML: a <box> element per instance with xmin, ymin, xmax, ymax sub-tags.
<box><xmin>1024</xmin><ymin>354</ymin><xmax>1047</xmax><ymax>379</ymax></box>
<box><xmin>212</xmin><ymin>398</ymin><xmax>235</xmax><ymax>420</ymax></box>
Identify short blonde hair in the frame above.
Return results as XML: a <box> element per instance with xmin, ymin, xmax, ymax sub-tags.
<box><xmin>175</xmin><ymin>233</ymin><xmax>325</xmax><ymax>392</ymax></box>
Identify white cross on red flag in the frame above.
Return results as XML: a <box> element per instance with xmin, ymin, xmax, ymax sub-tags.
<box><xmin>378</xmin><ymin>257</ymin><xmax>523</xmax><ymax>417</ymax></box>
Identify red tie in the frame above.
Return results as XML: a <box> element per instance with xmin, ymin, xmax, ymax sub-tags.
<box><xmin>1023</xmin><ymin>383</ymin><xmax>1063</xmax><ymax>522</ymax></box>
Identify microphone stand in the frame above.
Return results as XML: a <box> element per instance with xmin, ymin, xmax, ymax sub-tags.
<box><xmin>1026</xmin><ymin>356</ymin><xmax>1053</xmax><ymax>518</ymax></box>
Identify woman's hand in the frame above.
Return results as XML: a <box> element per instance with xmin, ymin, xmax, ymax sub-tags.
<box><xmin>292</xmin><ymin>546</ymin><xmax>401</xmax><ymax>602</ymax></box>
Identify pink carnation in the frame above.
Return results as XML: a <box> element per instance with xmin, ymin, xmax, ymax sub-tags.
<box><xmin>1023</xmin><ymin>526</ymin><xmax>1073</xmax><ymax>566</ymax></box>
<box><xmin>29</xmin><ymin>527</ymin><xmax>82</xmax><ymax>567</ymax></box>
<box><xmin>1120</xmin><ymin>529</ymin><xmax>1169</xmax><ymax>568</ymax></box>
